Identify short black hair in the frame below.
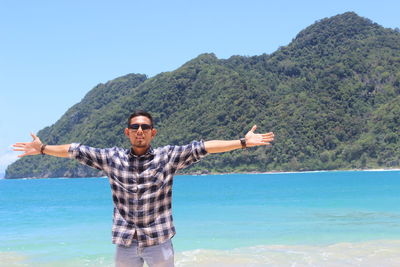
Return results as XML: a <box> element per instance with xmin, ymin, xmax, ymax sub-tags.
<box><xmin>127</xmin><ymin>110</ymin><xmax>154</xmax><ymax>127</ymax></box>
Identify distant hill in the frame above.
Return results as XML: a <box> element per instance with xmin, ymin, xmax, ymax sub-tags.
<box><xmin>6</xmin><ymin>12</ymin><xmax>400</xmax><ymax>178</ymax></box>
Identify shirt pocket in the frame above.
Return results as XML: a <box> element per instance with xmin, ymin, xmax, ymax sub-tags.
<box><xmin>137</xmin><ymin>163</ymin><xmax>165</xmax><ymax>193</ymax></box>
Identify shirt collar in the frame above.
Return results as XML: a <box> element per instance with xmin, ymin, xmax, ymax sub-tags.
<box><xmin>129</xmin><ymin>146</ymin><xmax>154</xmax><ymax>158</ymax></box>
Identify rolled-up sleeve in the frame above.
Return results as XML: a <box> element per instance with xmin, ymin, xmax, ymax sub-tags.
<box><xmin>171</xmin><ymin>140</ymin><xmax>208</xmax><ymax>170</ymax></box>
<box><xmin>68</xmin><ymin>143</ymin><xmax>110</xmax><ymax>171</ymax></box>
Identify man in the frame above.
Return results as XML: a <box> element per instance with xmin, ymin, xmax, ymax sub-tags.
<box><xmin>13</xmin><ymin>110</ymin><xmax>274</xmax><ymax>267</ymax></box>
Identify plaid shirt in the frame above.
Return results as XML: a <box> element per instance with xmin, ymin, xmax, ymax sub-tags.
<box><xmin>68</xmin><ymin>140</ymin><xmax>208</xmax><ymax>247</ymax></box>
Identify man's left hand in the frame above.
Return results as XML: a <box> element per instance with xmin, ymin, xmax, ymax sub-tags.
<box><xmin>245</xmin><ymin>125</ymin><xmax>274</xmax><ymax>147</ymax></box>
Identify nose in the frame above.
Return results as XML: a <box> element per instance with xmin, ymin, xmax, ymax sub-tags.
<box><xmin>136</xmin><ymin>126</ymin><xmax>144</xmax><ymax>134</ymax></box>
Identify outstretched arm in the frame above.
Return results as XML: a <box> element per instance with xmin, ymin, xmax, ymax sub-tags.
<box><xmin>12</xmin><ymin>133</ymin><xmax>71</xmax><ymax>158</ymax></box>
<box><xmin>204</xmin><ymin>125</ymin><xmax>274</xmax><ymax>154</ymax></box>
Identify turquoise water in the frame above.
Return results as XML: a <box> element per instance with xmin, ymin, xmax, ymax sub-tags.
<box><xmin>1</xmin><ymin>170</ymin><xmax>400</xmax><ymax>266</ymax></box>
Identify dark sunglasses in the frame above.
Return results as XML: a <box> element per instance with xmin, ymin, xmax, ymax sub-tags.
<box><xmin>128</xmin><ymin>123</ymin><xmax>153</xmax><ymax>131</ymax></box>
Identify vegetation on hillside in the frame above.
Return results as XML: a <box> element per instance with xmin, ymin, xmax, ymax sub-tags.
<box><xmin>6</xmin><ymin>12</ymin><xmax>400</xmax><ymax>178</ymax></box>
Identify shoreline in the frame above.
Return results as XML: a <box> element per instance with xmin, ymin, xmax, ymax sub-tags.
<box><xmin>3</xmin><ymin>239</ymin><xmax>400</xmax><ymax>267</ymax></box>
<box><xmin>2</xmin><ymin>168</ymin><xmax>400</xmax><ymax>180</ymax></box>
<box><xmin>189</xmin><ymin>168</ymin><xmax>400</xmax><ymax>175</ymax></box>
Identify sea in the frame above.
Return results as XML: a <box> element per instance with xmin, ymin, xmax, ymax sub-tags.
<box><xmin>1</xmin><ymin>170</ymin><xmax>400</xmax><ymax>267</ymax></box>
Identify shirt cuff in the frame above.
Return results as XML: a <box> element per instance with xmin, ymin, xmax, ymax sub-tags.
<box><xmin>68</xmin><ymin>143</ymin><xmax>81</xmax><ymax>159</ymax></box>
<box><xmin>199</xmin><ymin>140</ymin><xmax>208</xmax><ymax>157</ymax></box>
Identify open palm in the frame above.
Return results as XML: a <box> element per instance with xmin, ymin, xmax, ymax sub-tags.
<box><xmin>245</xmin><ymin>125</ymin><xmax>274</xmax><ymax>147</ymax></box>
<box><xmin>12</xmin><ymin>133</ymin><xmax>43</xmax><ymax>157</ymax></box>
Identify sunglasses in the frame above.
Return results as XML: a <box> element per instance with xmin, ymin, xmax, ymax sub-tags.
<box><xmin>128</xmin><ymin>123</ymin><xmax>153</xmax><ymax>131</ymax></box>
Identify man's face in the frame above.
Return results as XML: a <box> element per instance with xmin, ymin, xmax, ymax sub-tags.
<box><xmin>124</xmin><ymin>115</ymin><xmax>157</xmax><ymax>149</ymax></box>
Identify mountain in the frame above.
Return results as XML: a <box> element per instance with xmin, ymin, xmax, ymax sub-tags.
<box><xmin>6</xmin><ymin>12</ymin><xmax>400</xmax><ymax>178</ymax></box>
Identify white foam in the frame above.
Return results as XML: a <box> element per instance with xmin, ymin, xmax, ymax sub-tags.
<box><xmin>3</xmin><ymin>240</ymin><xmax>400</xmax><ymax>267</ymax></box>
<box><xmin>175</xmin><ymin>240</ymin><xmax>400</xmax><ymax>267</ymax></box>
<box><xmin>0</xmin><ymin>251</ymin><xmax>28</xmax><ymax>267</ymax></box>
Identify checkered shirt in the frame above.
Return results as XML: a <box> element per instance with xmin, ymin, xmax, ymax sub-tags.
<box><xmin>68</xmin><ymin>140</ymin><xmax>208</xmax><ymax>247</ymax></box>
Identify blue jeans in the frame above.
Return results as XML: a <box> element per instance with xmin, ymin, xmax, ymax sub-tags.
<box><xmin>115</xmin><ymin>239</ymin><xmax>174</xmax><ymax>267</ymax></box>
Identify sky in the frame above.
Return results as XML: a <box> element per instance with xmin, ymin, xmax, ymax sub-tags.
<box><xmin>1</xmin><ymin>0</ymin><xmax>399</xmax><ymax>176</ymax></box>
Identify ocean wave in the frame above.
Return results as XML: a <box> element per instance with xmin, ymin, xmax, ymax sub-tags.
<box><xmin>175</xmin><ymin>240</ymin><xmax>400</xmax><ymax>267</ymax></box>
<box><xmin>0</xmin><ymin>252</ymin><xmax>28</xmax><ymax>267</ymax></box>
<box><xmin>3</xmin><ymin>240</ymin><xmax>400</xmax><ymax>267</ymax></box>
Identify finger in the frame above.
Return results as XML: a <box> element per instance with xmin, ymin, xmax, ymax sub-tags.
<box><xmin>262</xmin><ymin>135</ymin><xmax>275</xmax><ymax>139</ymax></box>
<box><xmin>261</xmin><ymin>136</ymin><xmax>274</xmax><ymax>141</ymax></box>
<box><xmin>261</xmin><ymin>132</ymin><xmax>274</xmax><ymax>136</ymax></box>
<box><xmin>17</xmin><ymin>152</ymin><xmax>28</xmax><ymax>157</ymax></box>
<box><xmin>17</xmin><ymin>151</ymin><xmax>36</xmax><ymax>157</ymax></box>
<box><xmin>30</xmin><ymin>133</ymin><xmax>38</xmax><ymax>140</ymax></box>
<box><xmin>13</xmin><ymin>148</ymin><xmax>27</xmax><ymax>152</ymax></box>
<box><xmin>262</xmin><ymin>135</ymin><xmax>274</xmax><ymax>140</ymax></box>
<box><xmin>12</xmin><ymin>143</ymin><xmax>27</xmax><ymax>147</ymax></box>
<box><xmin>250</xmin><ymin>125</ymin><xmax>257</xmax><ymax>133</ymax></box>
<box><xmin>259</xmin><ymin>133</ymin><xmax>275</xmax><ymax>136</ymax></box>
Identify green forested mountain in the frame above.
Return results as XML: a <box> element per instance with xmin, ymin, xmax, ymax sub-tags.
<box><xmin>6</xmin><ymin>12</ymin><xmax>400</xmax><ymax>178</ymax></box>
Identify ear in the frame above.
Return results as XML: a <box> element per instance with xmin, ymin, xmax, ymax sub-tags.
<box><xmin>124</xmin><ymin>128</ymin><xmax>130</xmax><ymax>137</ymax></box>
<box><xmin>151</xmin><ymin>128</ymin><xmax>157</xmax><ymax>138</ymax></box>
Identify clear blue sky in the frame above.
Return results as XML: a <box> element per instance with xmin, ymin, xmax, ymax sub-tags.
<box><xmin>1</xmin><ymin>0</ymin><xmax>399</xmax><ymax>175</ymax></box>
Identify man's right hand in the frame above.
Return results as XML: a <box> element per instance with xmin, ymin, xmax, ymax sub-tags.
<box><xmin>13</xmin><ymin>133</ymin><xmax>43</xmax><ymax>157</ymax></box>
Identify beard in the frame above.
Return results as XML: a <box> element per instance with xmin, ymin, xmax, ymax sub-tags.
<box><xmin>134</xmin><ymin>144</ymin><xmax>147</xmax><ymax>148</ymax></box>
<box><xmin>134</xmin><ymin>139</ymin><xmax>148</xmax><ymax>148</ymax></box>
